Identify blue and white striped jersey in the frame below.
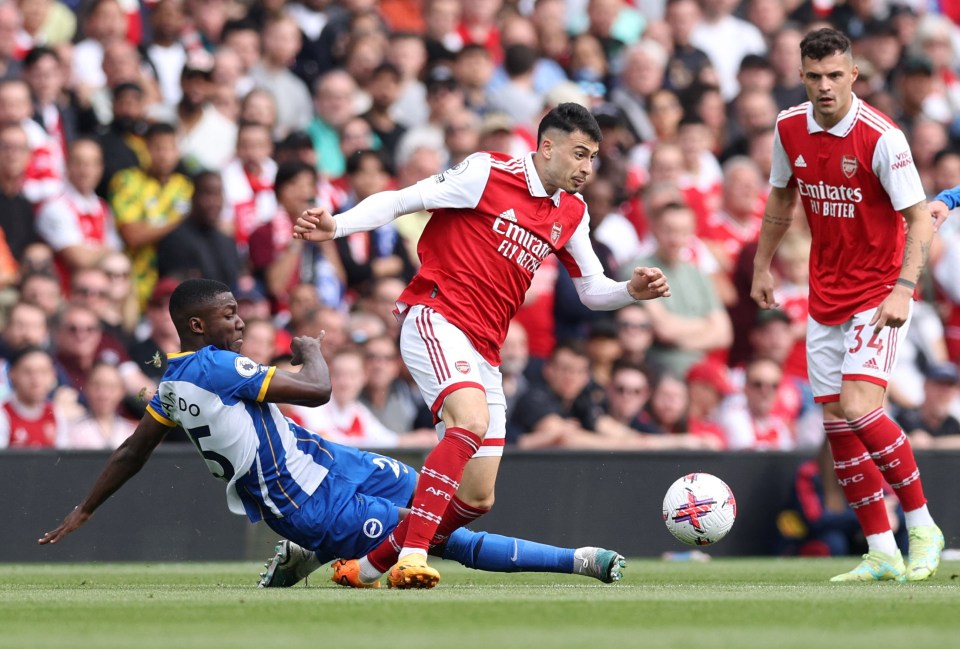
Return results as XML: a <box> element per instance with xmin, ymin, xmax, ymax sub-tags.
<box><xmin>147</xmin><ymin>346</ymin><xmax>334</xmax><ymax>522</ymax></box>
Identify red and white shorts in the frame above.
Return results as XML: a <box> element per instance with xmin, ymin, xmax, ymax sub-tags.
<box><xmin>399</xmin><ymin>305</ymin><xmax>506</xmax><ymax>458</ymax></box>
<box><xmin>807</xmin><ymin>302</ymin><xmax>912</xmax><ymax>403</ymax></box>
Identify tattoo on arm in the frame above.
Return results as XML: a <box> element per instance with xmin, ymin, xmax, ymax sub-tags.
<box><xmin>763</xmin><ymin>213</ymin><xmax>793</xmax><ymax>226</ymax></box>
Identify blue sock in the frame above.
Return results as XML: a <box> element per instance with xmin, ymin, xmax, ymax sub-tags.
<box><xmin>440</xmin><ymin>528</ymin><xmax>575</xmax><ymax>574</ymax></box>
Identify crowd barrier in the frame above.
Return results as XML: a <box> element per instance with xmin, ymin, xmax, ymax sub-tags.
<box><xmin>5</xmin><ymin>448</ymin><xmax>958</xmax><ymax>562</ymax></box>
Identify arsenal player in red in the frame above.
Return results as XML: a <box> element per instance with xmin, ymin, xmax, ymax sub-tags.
<box><xmin>751</xmin><ymin>28</ymin><xmax>943</xmax><ymax>582</ymax></box>
<box><xmin>294</xmin><ymin>103</ymin><xmax>670</xmax><ymax>588</ymax></box>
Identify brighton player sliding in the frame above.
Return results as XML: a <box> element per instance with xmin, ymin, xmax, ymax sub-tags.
<box><xmin>751</xmin><ymin>28</ymin><xmax>944</xmax><ymax>582</ymax></box>
<box><xmin>38</xmin><ymin>279</ymin><xmax>627</xmax><ymax>587</ymax></box>
<box><xmin>294</xmin><ymin>103</ymin><xmax>671</xmax><ymax>588</ymax></box>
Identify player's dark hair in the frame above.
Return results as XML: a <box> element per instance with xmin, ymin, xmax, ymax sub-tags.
<box><xmin>168</xmin><ymin>279</ymin><xmax>231</xmax><ymax>327</ymax></box>
<box><xmin>800</xmin><ymin>28</ymin><xmax>852</xmax><ymax>62</ymax></box>
<box><xmin>537</xmin><ymin>102</ymin><xmax>603</xmax><ymax>146</ymax></box>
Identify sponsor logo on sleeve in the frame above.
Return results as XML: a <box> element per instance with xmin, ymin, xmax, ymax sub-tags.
<box><xmin>446</xmin><ymin>160</ymin><xmax>469</xmax><ymax>176</ymax></box>
<box><xmin>235</xmin><ymin>356</ymin><xmax>260</xmax><ymax>377</ymax></box>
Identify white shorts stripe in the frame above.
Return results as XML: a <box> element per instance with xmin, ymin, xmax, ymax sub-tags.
<box><xmin>416</xmin><ymin>308</ymin><xmax>448</xmax><ymax>383</ymax></box>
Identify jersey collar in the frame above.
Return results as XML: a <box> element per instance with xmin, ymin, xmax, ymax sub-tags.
<box><xmin>806</xmin><ymin>94</ymin><xmax>860</xmax><ymax>138</ymax></box>
<box><xmin>522</xmin><ymin>153</ymin><xmax>563</xmax><ymax>207</ymax></box>
<box><xmin>167</xmin><ymin>351</ymin><xmax>196</xmax><ymax>359</ymax></box>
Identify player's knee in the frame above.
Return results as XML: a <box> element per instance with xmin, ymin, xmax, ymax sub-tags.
<box><xmin>458</xmin><ymin>490</ymin><xmax>495</xmax><ymax>510</ymax></box>
<box><xmin>838</xmin><ymin>393</ymin><xmax>876</xmax><ymax>422</ymax></box>
<box><xmin>449</xmin><ymin>412</ymin><xmax>490</xmax><ymax>439</ymax></box>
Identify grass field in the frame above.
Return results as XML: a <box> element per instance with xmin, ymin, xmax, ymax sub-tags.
<box><xmin>2</xmin><ymin>559</ymin><xmax>959</xmax><ymax>649</ymax></box>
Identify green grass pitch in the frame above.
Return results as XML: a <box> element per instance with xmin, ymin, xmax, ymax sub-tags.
<box><xmin>2</xmin><ymin>559</ymin><xmax>959</xmax><ymax>649</ymax></box>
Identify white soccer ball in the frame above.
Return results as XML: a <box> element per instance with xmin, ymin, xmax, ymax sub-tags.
<box><xmin>662</xmin><ymin>472</ymin><xmax>737</xmax><ymax>546</ymax></box>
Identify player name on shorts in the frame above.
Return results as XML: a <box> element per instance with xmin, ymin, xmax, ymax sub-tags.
<box><xmin>797</xmin><ymin>178</ymin><xmax>861</xmax><ymax>219</ymax></box>
<box><xmin>493</xmin><ymin>215</ymin><xmax>553</xmax><ymax>273</ymax></box>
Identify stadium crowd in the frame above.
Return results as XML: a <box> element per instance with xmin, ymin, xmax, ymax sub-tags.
<box><xmin>0</xmin><ymin>0</ymin><xmax>959</xmax><ymax>458</ymax></box>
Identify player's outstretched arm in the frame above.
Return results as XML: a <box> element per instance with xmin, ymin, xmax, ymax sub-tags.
<box><xmin>293</xmin><ymin>186</ymin><xmax>427</xmax><ymax>242</ymax></box>
<box><xmin>751</xmin><ymin>186</ymin><xmax>798</xmax><ymax>309</ymax></box>
<box><xmin>38</xmin><ymin>414</ymin><xmax>170</xmax><ymax>545</ymax></box>
<box><xmin>263</xmin><ymin>334</ymin><xmax>332</xmax><ymax>407</ymax></box>
<box><xmin>626</xmin><ymin>267</ymin><xmax>671</xmax><ymax>301</ymax></box>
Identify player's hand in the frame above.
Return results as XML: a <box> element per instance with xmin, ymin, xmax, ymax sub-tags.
<box><xmin>627</xmin><ymin>267</ymin><xmax>671</xmax><ymax>300</ymax></box>
<box><xmin>928</xmin><ymin>199</ymin><xmax>950</xmax><ymax>231</ymax></box>
<box><xmin>750</xmin><ymin>268</ymin><xmax>779</xmax><ymax>309</ymax></box>
<box><xmin>293</xmin><ymin>207</ymin><xmax>337</xmax><ymax>242</ymax></box>
<box><xmin>290</xmin><ymin>332</ymin><xmax>325</xmax><ymax>366</ymax></box>
<box><xmin>38</xmin><ymin>507</ymin><xmax>90</xmax><ymax>545</ymax></box>
<box><xmin>870</xmin><ymin>286</ymin><xmax>912</xmax><ymax>334</ymax></box>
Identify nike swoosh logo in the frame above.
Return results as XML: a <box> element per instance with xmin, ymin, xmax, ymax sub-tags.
<box><xmin>510</xmin><ymin>540</ymin><xmax>518</xmax><ymax>562</ymax></box>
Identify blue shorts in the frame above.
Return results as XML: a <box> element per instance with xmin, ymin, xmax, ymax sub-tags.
<box><xmin>264</xmin><ymin>435</ymin><xmax>418</xmax><ymax>563</ymax></box>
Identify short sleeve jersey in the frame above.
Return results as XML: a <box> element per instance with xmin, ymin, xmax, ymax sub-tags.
<box><xmin>770</xmin><ymin>96</ymin><xmax>926</xmax><ymax>324</ymax></box>
<box><xmin>399</xmin><ymin>152</ymin><xmax>604</xmax><ymax>364</ymax></box>
<box><xmin>147</xmin><ymin>347</ymin><xmax>334</xmax><ymax>522</ymax></box>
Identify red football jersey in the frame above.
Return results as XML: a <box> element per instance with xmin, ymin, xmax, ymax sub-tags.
<box><xmin>771</xmin><ymin>96</ymin><xmax>926</xmax><ymax>325</ymax></box>
<box><xmin>398</xmin><ymin>152</ymin><xmax>604</xmax><ymax>365</ymax></box>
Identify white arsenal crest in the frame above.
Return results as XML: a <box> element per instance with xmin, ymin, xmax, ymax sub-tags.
<box><xmin>551</xmin><ymin>222</ymin><xmax>562</xmax><ymax>244</ymax></box>
<box><xmin>841</xmin><ymin>155</ymin><xmax>858</xmax><ymax>179</ymax></box>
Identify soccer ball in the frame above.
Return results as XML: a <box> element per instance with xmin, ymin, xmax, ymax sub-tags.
<box><xmin>662</xmin><ymin>473</ymin><xmax>737</xmax><ymax>546</ymax></box>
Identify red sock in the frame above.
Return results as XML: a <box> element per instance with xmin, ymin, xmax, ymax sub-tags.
<box><xmin>824</xmin><ymin>420</ymin><xmax>890</xmax><ymax>535</ymax></box>
<box><xmin>849</xmin><ymin>409</ymin><xmax>927</xmax><ymax>511</ymax></box>
<box><xmin>430</xmin><ymin>496</ymin><xmax>489</xmax><ymax>546</ymax></box>
<box><xmin>401</xmin><ymin>427</ymin><xmax>481</xmax><ymax>552</ymax></box>
<box><xmin>365</xmin><ymin>496</ymin><xmax>489</xmax><ymax>573</ymax></box>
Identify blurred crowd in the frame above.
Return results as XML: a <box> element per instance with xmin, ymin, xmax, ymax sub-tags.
<box><xmin>1</xmin><ymin>0</ymin><xmax>959</xmax><ymax>455</ymax></box>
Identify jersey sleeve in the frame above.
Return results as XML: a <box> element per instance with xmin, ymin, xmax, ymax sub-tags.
<box><xmin>146</xmin><ymin>391</ymin><xmax>177</xmax><ymax>427</ymax></box>
<box><xmin>415</xmin><ymin>152</ymin><xmax>492</xmax><ymax>211</ymax></box>
<box><xmin>555</xmin><ymin>211</ymin><xmax>605</xmax><ymax>278</ymax></box>
<box><xmin>203</xmin><ymin>350</ymin><xmax>277</xmax><ymax>403</ymax></box>
<box><xmin>769</xmin><ymin>126</ymin><xmax>792</xmax><ymax>189</ymax></box>
<box><xmin>35</xmin><ymin>199</ymin><xmax>83</xmax><ymax>251</ymax></box>
<box><xmin>873</xmin><ymin>129</ymin><xmax>927</xmax><ymax>211</ymax></box>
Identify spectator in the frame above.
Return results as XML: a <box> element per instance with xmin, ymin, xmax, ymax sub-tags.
<box><xmin>239</xmin><ymin>317</ymin><xmax>277</xmax><ymax>366</ymax></box>
<box><xmin>423</xmin><ymin>63</ymin><xmax>466</xmax><ymax>129</ymax></box>
<box><xmin>93</xmin><ymin>81</ymin><xmax>148</xmax><ymax>199</ymax></box>
<box><xmin>614</xmin><ymin>304</ymin><xmax>655</xmax><ymax>368</ymax></box>
<box><xmin>220</xmin><ymin>19</ymin><xmax>260</xmax><ymax>95</ymax></box>
<box><xmin>662</xmin><ymin>0</ymin><xmax>714</xmax><ymax>94</ymax></box>
<box><xmin>59</xmin><ymin>362</ymin><xmax>136</xmax><ymax>449</ymax></box>
<box><xmin>69</xmin><ymin>267</ymin><xmax>123</xmax><ymax>338</ymax></box>
<box><xmin>362</xmin><ymin>62</ymin><xmax>407</xmax><ymax>162</ymax></box>
<box><xmin>250</xmin><ymin>15</ymin><xmax>313</xmax><ymax>137</ymax></box>
<box><xmin>360</xmin><ymin>334</ymin><xmax>426</xmax><ymax>436</ymax></box>
<box><xmin>72</xmin><ymin>0</ymin><xmax>128</xmax><ymax>92</ymax></box>
<box><xmin>87</xmin><ymin>39</ymin><xmax>162</xmax><ymax>127</ymax></box>
<box><xmin>0</xmin><ymin>1</ymin><xmax>22</xmax><ymax>82</ymax></box>
<box><xmin>690</xmin><ymin>0</ymin><xmax>767</xmax><ymax>101</ymax></box>
<box><xmin>643</xmin><ymin>371</ymin><xmax>724</xmax><ymax>447</ymax></box>
<box><xmin>333</xmin><ymin>149</ymin><xmax>415</xmax><ymax>296</ymax></box>
<box><xmin>585</xmin><ymin>174</ymin><xmax>639</xmax><ymax>272</ymax></box>
<box><xmin>721</xmin><ymin>357</ymin><xmax>795</xmax><ymax>451</ymax></box>
<box><xmin>0</xmin><ymin>301</ymin><xmax>49</xmax><ymax>401</ymax></box>
<box><xmin>23</xmin><ymin>46</ymin><xmax>79</xmax><ymax>165</ymax></box>
<box><xmin>443</xmin><ymin>108</ymin><xmax>480</xmax><ymax>168</ymax></box>
<box><xmin>143</xmin><ymin>0</ymin><xmax>188</xmax><ymax>110</ymax></box>
<box><xmin>175</xmin><ymin>52</ymin><xmax>237</xmax><ymax>172</ymax></box>
<box><xmin>98</xmin><ymin>251</ymin><xmax>138</xmax><ymax>339</ymax></box>
<box><xmin>0</xmin><ymin>346</ymin><xmax>65</xmax><ymax>449</ymax></box>
<box><xmin>422</xmin><ymin>0</ymin><xmax>460</xmax><ymax>65</ymax></box>
<box><xmin>770</xmin><ymin>25</ymin><xmax>806</xmax><ymax>110</ymax></box>
<box><xmin>621</xmin><ymin>201</ymin><xmax>732</xmax><ymax>375</ymax></box>
<box><xmin>0</xmin><ymin>122</ymin><xmax>39</xmax><ymax>265</ymax></box>
<box><xmin>452</xmin><ymin>44</ymin><xmax>494</xmax><ymax>115</ymax></box>
<box><xmin>610</xmin><ymin>40</ymin><xmax>668</xmax><ymax>144</ymax></box>
<box><xmin>686</xmin><ymin>358</ymin><xmax>734</xmax><ymax>445</ymax></box>
<box><xmin>249</xmin><ymin>161</ymin><xmax>344</xmax><ymax>309</ymax></box>
<box><xmin>500</xmin><ymin>321</ymin><xmax>530</xmax><ymax>420</ymax></box>
<box><xmin>219</xmin><ymin>120</ymin><xmax>277</xmax><ymax>249</ymax></box>
<box><xmin>292</xmin><ymin>346</ymin><xmax>400</xmax><ymax>448</ymax></box>
<box><xmin>110</xmin><ymin>122</ymin><xmax>194</xmax><ymax>310</ymax></box>
<box><xmin>156</xmin><ymin>171</ymin><xmax>240</xmax><ymax>288</ymax></box>
<box><xmin>337</xmin><ymin>116</ymin><xmax>379</xmax><ymax>170</ymax></box>
<box><xmin>488</xmin><ymin>44</ymin><xmax>542</xmax><ymax>127</ymax></box>
<box><xmin>18</xmin><ymin>271</ymin><xmax>62</xmax><ymax>319</ymax></box>
<box><xmin>603</xmin><ymin>358</ymin><xmax>657</xmax><ymax>433</ymax></box>
<box><xmin>699</xmin><ymin>156</ymin><xmax>765</xmax><ymax>274</ymax></box>
<box><xmin>0</xmin><ymin>78</ymin><xmax>62</xmax><ymax>203</ymax></box>
<box><xmin>35</xmin><ymin>137</ymin><xmax>121</xmax><ymax>274</ymax></box>
<box><xmin>584</xmin><ymin>319</ymin><xmax>621</xmax><ymax>388</ymax></box>
<box><xmin>238</xmin><ymin>87</ymin><xmax>279</xmax><ymax>137</ymax></box>
<box><xmin>897</xmin><ymin>363</ymin><xmax>960</xmax><ymax>450</ymax></box>
<box><xmin>308</xmin><ymin>69</ymin><xmax>359</xmax><ymax>178</ymax></box>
